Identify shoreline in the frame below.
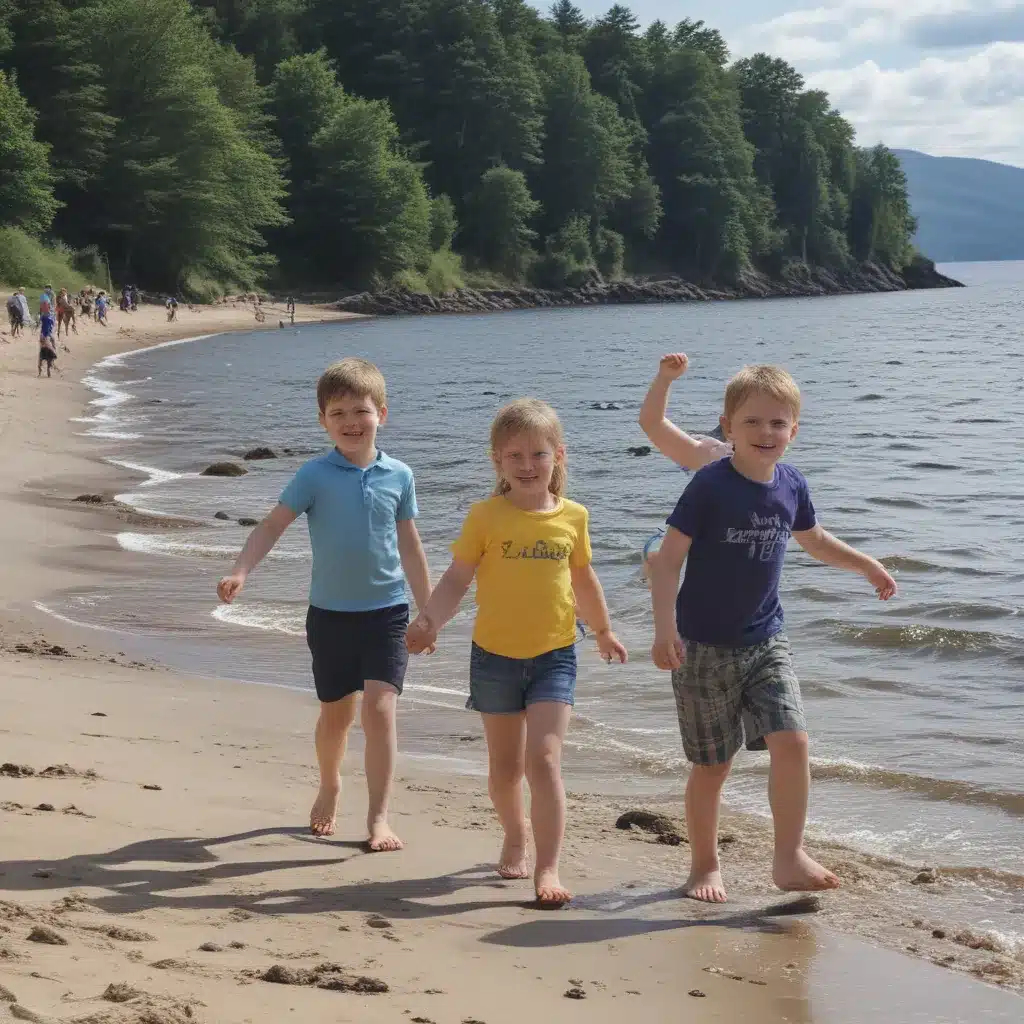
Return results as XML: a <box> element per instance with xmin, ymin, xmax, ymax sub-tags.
<box><xmin>328</xmin><ymin>258</ymin><xmax>963</xmax><ymax>317</ymax></box>
<box><xmin>2</xmin><ymin>303</ymin><xmax>1022</xmax><ymax>1019</ymax></box>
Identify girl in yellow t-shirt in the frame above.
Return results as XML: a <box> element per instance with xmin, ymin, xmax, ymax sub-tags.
<box><xmin>407</xmin><ymin>399</ymin><xmax>626</xmax><ymax>907</ymax></box>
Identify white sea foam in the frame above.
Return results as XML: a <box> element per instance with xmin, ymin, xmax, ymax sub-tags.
<box><xmin>32</xmin><ymin>600</ymin><xmax>125</xmax><ymax>635</ymax></box>
<box><xmin>211</xmin><ymin>601</ymin><xmax>306</xmax><ymax>636</ymax></box>
<box><xmin>117</xmin><ymin>533</ymin><xmax>261</xmax><ymax>559</ymax></box>
<box><xmin>107</xmin><ymin>458</ymin><xmax>191</xmax><ymax>488</ymax></box>
<box><xmin>83</xmin><ymin>430</ymin><xmax>143</xmax><ymax>441</ymax></box>
<box><xmin>95</xmin><ymin>333</ymin><xmax>218</xmax><ymax>369</ymax></box>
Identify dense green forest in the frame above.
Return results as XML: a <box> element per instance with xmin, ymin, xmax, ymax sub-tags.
<box><xmin>0</xmin><ymin>1</ymin><xmax>919</xmax><ymax>297</ymax></box>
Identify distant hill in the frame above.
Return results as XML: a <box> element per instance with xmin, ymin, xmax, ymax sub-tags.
<box><xmin>894</xmin><ymin>149</ymin><xmax>1024</xmax><ymax>263</ymax></box>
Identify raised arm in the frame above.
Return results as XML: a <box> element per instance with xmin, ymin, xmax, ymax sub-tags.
<box><xmin>648</xmin><ymin>526</ymin><xmax>692</xmax><ymax>669</ymax></box>
<box><xmin>397</xmin><ymin>518</ymin><xmax>432</xmax><ymax>613</ymax></box>
<box><xmin>793</xmin><ymin>525</ymin><xmax>897</xmax><ymax>600</ymax></box>
<box><xmin>405</xmin><ymin>557</ymin><xmax>476</xmax><ymax>653</ymax></box>
<box><xmin>217</xmin><ymin>502</ymin><xmax>297</xmax><ymax>602</ymax></box>
<box><xmin>571</xmin><ymin>563</ymin><xmax>627</xmax><ymax>663</ymax></box>
<box><xmin>638</xmin><ymin>354</ymin><xmax>723</xmax><ymax>472</ymax></box>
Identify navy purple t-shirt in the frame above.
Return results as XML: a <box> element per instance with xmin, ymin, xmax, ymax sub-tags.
<box><xmin>666</xmin><ymin>458</ymin><xmax>816</xmax><ymax>648</ymax></box>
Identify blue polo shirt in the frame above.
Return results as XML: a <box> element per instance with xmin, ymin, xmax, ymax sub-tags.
<box><xmin>280</xmin><ymin>448</ymin><xmax>418</xmax><ymax>612</ymax></box>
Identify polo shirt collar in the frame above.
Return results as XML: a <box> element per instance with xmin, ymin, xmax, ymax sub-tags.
<box><xmin>327</xmin><ymin>447</ymin><xmax>387</xmax><ymax>471</ymax></box>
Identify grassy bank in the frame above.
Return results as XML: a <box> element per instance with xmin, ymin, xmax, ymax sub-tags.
<box><xmin>0</xmin><ymin>228</ymin><xmax>104</xmax><ymax>294</ymax></box>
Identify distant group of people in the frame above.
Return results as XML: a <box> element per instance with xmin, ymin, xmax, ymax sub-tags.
<box><xmin>120</xmin><ymin>284</ymin><xmax>140</xmax><ymax>312</ymax></box>
<box><xmin>5</xmin><ymin>283</ymin><xmax>115</xmax><ymax>379</ymax></box>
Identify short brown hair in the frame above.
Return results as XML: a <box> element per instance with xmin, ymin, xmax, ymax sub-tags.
<box><xmin>724</xmin><ymin>365</ymin><xmax>801</xmax><ymax>420</ymax></box>
<box><xmin>490</xmin><ymin>398</ymin><xmax>567</xmax><ymax>497</ymax></box>
<box><xmin>317</xmin><ymin>358</ymin><xmax>387</xmax><ymax>412</ymax></box>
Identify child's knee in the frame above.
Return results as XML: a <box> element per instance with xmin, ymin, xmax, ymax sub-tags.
<box><xmin>488</xmin><ymin>757</ymin><xmax>523</xmax><ymax>789</ymax></box>
<box><xmin>689</xmin><ymin>760</ymin><xmax>732</xmax><ymax>785</ymax></box>
<box><xmin>765</xmin><ymin>729</ymin><xmax>809</xmax><ymax>758</ymax></box>
<box><xmin>526</xmin><ymin>743</ymin><xmax>561</xmax><ymax>779</ymax></box>
<box><xmin>319</xmin><ymin>694</ymin><xmax>358</xmax><ymax>729</ymax></box>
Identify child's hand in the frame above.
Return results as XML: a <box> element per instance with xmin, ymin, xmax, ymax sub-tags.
<box><xmin>406</xmin><ymin>613</ymin><xmax>438</xmax><ymax>654</ymax></box>
<box><xmin>596</xmin><ymin>629</ymin><xmax>627</xmax><ymax>664</ymax></box>
<box><xmin>657</xmin><ymin>353</ymin><xmax>689</xmax><ymax>380</ymax></box>
<box><xmin>651</xmin><ymin>635</ymin><xmax>684</xmax><ymax>671</ymax></box>
<box><xmin>217</xmin><ymin>572</ymin><xmax>246</xmax><ymax>603</ymax></box>
<box><xmin>865</xmin><ymin>561</ymin><xmax>897</xmax><ymax>601</ymax></box>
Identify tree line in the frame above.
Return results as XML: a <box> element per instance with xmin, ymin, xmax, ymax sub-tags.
<box><xmin>0</xmin><ymin>1</ymin><xmax>919</xmax><ymax>296</ymax></box>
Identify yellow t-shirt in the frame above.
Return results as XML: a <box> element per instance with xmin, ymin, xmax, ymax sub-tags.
<box><xmin>451</xmin><ymin>495</ymin><xmax>592</xmax><ymax>659</ymax></box>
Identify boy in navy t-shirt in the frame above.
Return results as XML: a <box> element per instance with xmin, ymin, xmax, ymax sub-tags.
<box><xmin>649</xmin><ymin>365</ymin><xmax>897</xmax><ymax>904</ymax></box>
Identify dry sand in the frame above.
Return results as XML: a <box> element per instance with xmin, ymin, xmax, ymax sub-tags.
<box><xmin>1</xmin><ymin>299</ymin><xmax>1022</xmax><ymax>1023</ymax></box>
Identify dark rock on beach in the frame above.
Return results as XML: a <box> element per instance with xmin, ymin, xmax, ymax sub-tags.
<box><xmin>243</xmin><ymin>447</ymin><xmax>278</xmax><ymax>461</ymax></box>
<box><xmin>627</xmin><ymin>445</ymin><xmax>652</xmax><ymax>456</ymax></box>
<box><xmin>214</xmin><ymin>511</ymin><xmax>231</xmax><ymax>520</ymax></box>
<box><xmin>237</xmin><ymin>518</ymin><xmax>259</xmax><ymax>527</ymax></box>
<box><xmin>202</xmin><ymin>462</ymin><xmax>247</xmax><ymax>477</ymax></box>
<box><xmin>327</xmin><ymin>259</ymin><xmax>963</xmax><ymax>318</ymax></box>
<box><xmin>74</xmin><ymin>494</ymin><xmax>107</xmax><ymax>504</ymax></box>
<box><xmin>615</xmin><ymin>809</ymin><xmax>686</xmax><ymax>845</ymax></box>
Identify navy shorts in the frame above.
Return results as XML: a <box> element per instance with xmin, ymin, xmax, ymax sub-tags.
<box><xmin>468</xmin><ymin>643</ymin><xmax>577</xmax><ymax>714</ymax></box>
<box><xmin>305</xmin><ymin>603</ymin><xmax>409</xmax><ymax>703</ymax></box>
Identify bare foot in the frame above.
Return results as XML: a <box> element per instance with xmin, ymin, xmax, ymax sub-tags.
<box><xmin>309</xmin><ymin>784</ymin><xmax>339</xmax><ymax>837</ymax></box>
<box><xmin>497</xmin><ymin>835</ymin><xmax>529</xmax><ymax>880</ymax></box>
<box><xmin>367</xmin><ymin>819</ymin><xmax>404</xmax><ymax>853</ymax></box>
<box><xmin>683</xmin><ymin>866</ymin><xmax>727</xmax><ymax>903</ymax></box>
<box><xmin>534</xmin><ymin>868</ymin><xmax>571</xmax><ymax>908</ymax></box>
<box><xmin>773</xmin><ymin>849</ymin><xmax>841</xmax><ymax>892</ymax></box>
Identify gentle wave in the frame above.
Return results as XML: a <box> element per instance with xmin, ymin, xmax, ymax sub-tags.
<box><xmin>825</xmin><ymin>620</ymin><xmax>1014</xmax><ymax>658</ymax></box>
<box><xmin>107</xmin><ymin>458</ymin><xmax>192</xmax><ymax>488</ymax></box>
<box><xmin>740</xmin><ymin>757</ymin><xmax>1024</xmax><ymax>816</ymax></box>
<box><xmin>211</xmin><ymin>601</ymin><xmax>306</xmax><ymax>636</ymax></box>
<box><xmin>119</xmin><ymin>533</ymin><xmax>306</xmax><ymax>560</ymax></box>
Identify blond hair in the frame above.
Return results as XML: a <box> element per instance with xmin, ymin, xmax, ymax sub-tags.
<box><xmin>724</xmin><ymin>365</ymin><xmax>801</xmax><ymax>420</ymax></box>
<box><xmin>490</xmin><ymin>398</ymin><xmax>567</xmax><ymax>497</ymax></box>
<box><xmin>317</xmin><ymin>357</ymin><xmax>387</xmax><ymax>412</ymax></box>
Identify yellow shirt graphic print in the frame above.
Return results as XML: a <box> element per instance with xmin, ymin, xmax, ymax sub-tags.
<box><xmin>451</xmin><ymin>496</ymin><xmax>592</xmax><ymax>660</ymax></box>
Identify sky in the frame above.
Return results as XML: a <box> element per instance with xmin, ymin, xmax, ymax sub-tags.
<box><xmin>528</xmin><ymin>1</ymin><xmax>1024</xmax><ymax>167</ymax></box>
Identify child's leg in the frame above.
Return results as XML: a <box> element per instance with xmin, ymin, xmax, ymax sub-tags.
<box><xmin>311</xmin><ymin>694</ymin><xmax>358</xmax><ymax>836</ymax></box>
<box><xmin>525</xmin><ymin>700</ymin><xmax>572</xmax><ymax>903</ymax></box>
<box><xmin>683</xmin><ymin>760</ymin><xmax>732</xmax><ymax>902</ymax></box>
<box><xmin>764</xmin><ymin>730</ymin><xmax>839</xmax><ymax>891</ymax></box>
<box><xmin>481</xmin><ymin>712</ymin><xmax>529</xmax><ymax>878</ymax></box>
<box><xmin>671</xmin><ymin>644</ymin><xmax>746</xmax><ymax>903</ymax></box>
<box><xmin>744</xmin><ymin>635</ymin><xmax>839</xmax><ymax>893</ymax></box>
<box><xmin>361</xmin><ymin>679</ymin><xmax>402</xmax><ymax>851</ymax></box>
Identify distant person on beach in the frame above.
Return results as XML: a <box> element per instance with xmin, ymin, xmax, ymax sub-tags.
<box><xmin>38</xmin><ymin>309</ymin><xmax>57</xmax><ymax>377</ymax></box>
<box><xmin>405</xmin><ymin>399</ymin><xmax>627</xmax><ymax>907</ymax></box>
<box><xmin>56</xmin><ymin>287</ymin><xmax>76</xmax><ymax>339</ymax></box>
<box><xmin>645</xmin><ymin>359</ymin><xmax>897</xmax><ymax>904</ymax></box>
<box><xmin>166</xmin><ymin>296</ymin><xmax>178</xmax><ymax>321</ymax></box>
<box><xmin>129</xmin><ymin>284</ymin><xmax>139</xmax><ymax>311</ymax></box>
<box><xmin>217</xmin><ymin>358</ymin><xmax>432</xmax><ymax>852</ymax></box>
<box><xmin>95</xmin><ymin>291</ymin><xmax>108</xmax><ymax>325</ymax></box>
<box><xmin>16</xmin><ymin>288</ymin><xmax>32</xmax><ymax>329</ymax></box>
<box><xmin>39</xmin><ymin>286</ymin><xmax>53</xmax><ymax>317</ymax></box>
<box><xmin>6</xmin><ymin>291</ymin><xmax>23</xmax><ymax>336</ymax></box>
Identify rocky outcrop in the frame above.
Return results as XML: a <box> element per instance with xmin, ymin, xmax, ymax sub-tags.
<box><xmin>328</xmin><ymin>259</ymin><xmax>963</xmax><ymax>317</ymax></box>
<box><xmin>243</xmin><ymin>447</ymin><xmax>278</xmax><ymax>461</ymax></box>
<box><xmin>201</xmin><ymin>462</ymin><xmax>247</xmax><ymax>477</ymax></box>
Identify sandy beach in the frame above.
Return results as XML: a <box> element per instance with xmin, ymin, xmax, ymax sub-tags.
<box><xmin>1</xmin><ymin>300</ymin><xmax>1022</xmax><ymax>1023</ymax></box>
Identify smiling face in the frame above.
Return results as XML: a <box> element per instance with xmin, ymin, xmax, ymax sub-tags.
<box><xmin>721</xmin><ymin>392</ymin><xmax>799</xmax><ymax>479</ymax></box>
<box><xmin>494</xmin><ymin>430</ymin><xmax>564</xmax><ymax>504</ymax></box>
<box><xmin>318</xmin><ymin>392</ymin><xmax>386</xmax><ymax>465</ymax></box>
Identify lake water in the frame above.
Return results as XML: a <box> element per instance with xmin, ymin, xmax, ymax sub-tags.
<box><xmin>56</xmin><ymin>261</ymin><xmax>1023</xmax><ymax>935</ymax></box>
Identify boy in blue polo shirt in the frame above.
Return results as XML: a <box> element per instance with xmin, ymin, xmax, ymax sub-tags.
<box><xmin>218</xmin><ymin>358</ymin><xmax>431</xmax><ymax>851</ymax></box>
<box><xmin>649</xmin><ymin>365</ymin><xmax>897</xmax><ymax>904</ymax></box>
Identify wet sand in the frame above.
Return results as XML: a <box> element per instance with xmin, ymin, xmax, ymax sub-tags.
<box><xmin>1</xmin><ymin>299</ymin><xmax>1022</xmax><ymax>1022</ymax></box>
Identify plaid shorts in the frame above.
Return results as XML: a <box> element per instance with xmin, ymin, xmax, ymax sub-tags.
<box><xmin>670</xmin><ymin>633</ymin><xmax>806</xmax><ymax>766</ymax></box>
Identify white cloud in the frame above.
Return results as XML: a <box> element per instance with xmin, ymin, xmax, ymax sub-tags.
<box><xmin>808</xmin><ymin>43</ymin><xmax>1024</xmax><ymax>163</ymax></box>
<box><xmin>733</xmin><ymin>2</ymin><xmax>1024</xmax><ymax>165</ymax></box>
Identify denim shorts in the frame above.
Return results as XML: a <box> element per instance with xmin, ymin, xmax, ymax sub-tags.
<box><xmin>467</xmin><ymin>643</ymin><xmax>577</xmax><ymax>714</ymax></box>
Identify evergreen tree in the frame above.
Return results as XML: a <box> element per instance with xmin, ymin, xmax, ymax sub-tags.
<box><xmin>79</xmin><ymin>0</ymin><xmax>287</xmax><ymax>289</ymax></box>
<box><xmin>461</xmin><ymin>165</ymin><xmax>539</xmax><ymax>278</ymax></box>
<box><xmin>0</xmin><ymin>69</ymin><xmax>57</xmax><ymax>232</ymax></box>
